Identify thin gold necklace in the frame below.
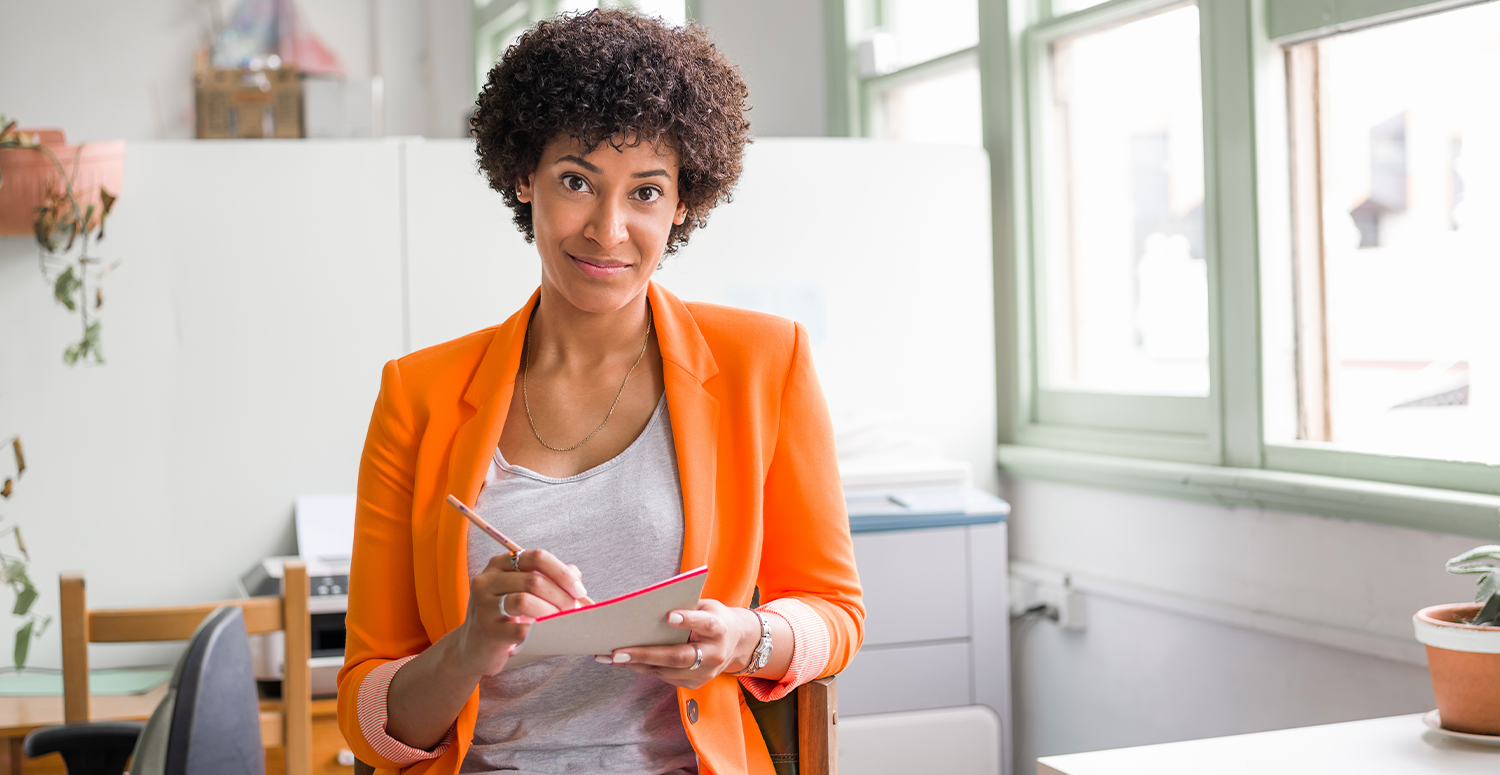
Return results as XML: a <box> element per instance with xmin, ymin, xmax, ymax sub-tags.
<box><xmin>522</xmin><ymin>308</ymin><xmax>653</xmax><ymax>452</ymax></box>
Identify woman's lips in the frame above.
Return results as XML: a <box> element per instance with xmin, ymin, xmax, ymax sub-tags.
<box><xmin>570</xmin><ymin>254</ymin><xmax>630</xmax><ymax>278</ymax></box>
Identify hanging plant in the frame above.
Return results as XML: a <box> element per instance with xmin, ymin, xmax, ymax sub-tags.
<box><xmin>0</xmin><ymin>117</ymin><xmax>122</xmax><ymax>365</ymax></box>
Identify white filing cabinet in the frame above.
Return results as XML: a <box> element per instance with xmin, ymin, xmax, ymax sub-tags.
<box><xmin>836</xmin><ymin>510</ymin><xmax>1011</xmax><ymax>775</ymax></box>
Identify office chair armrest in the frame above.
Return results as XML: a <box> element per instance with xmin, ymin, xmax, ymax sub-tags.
<box><xmin>25</xmin><ymin>721</ymin><xmax>145</xmax><ymax>775</ymax></box>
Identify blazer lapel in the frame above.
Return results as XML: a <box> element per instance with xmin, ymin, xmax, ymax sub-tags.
<box><xmin>649</xmin><ymin>283</ymin><xmax>720</xmax><ymax>574</ymax></box>
<box><xmin>430</xmin><ymin>284</ymin><xmax>717</xmax><ymax>633</ymax></box>
<box><xmin>434</xmin><ymin>291</ymin><xmax>537</xmax><ymax>634</ymax></box>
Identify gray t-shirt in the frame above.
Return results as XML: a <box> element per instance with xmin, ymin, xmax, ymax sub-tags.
<box><xmin>462</xmin><ymin>396</ymin><xmax>697</xmax><ymax>775</ymax></box>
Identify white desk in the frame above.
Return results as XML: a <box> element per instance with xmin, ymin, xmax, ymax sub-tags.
<box><xmin>1037</xmin><ymin>714</ymin><xmax>1500</xmax><ymax>775</ymax></box>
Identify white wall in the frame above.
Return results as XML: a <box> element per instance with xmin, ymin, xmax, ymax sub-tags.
<box><xmin>694</xmin><ymin>0</ymin><xmax>829</xmax><ymax>137</ymax></box>
<box><xmin>0</xmin><ymin>0</ymin><xmax>823</xmax><ymax>142</ymax></box>
<box><xmin>0</xmin><ymin>0</ymin><xmax>473</xmax><ymax>141</ymax></box>
<box><xmin>1004</xmin><ymin>477</ymin><xmax>1478</xmax><ymax>773</ymax></box>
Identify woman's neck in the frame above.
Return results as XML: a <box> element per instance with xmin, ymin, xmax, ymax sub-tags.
<box><xmin>528</xmin><ymin>285</ymin><xmax>653</xmax><ymax>370</ymax></box>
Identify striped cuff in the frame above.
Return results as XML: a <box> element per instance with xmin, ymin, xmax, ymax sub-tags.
<box><xmin>357</xmin><ymin>655</ymin><xmax>457</xmax><ymax>765</ymax></box>
<box><xmin>738</xmin><ymin>597</ymin><xmax>830</xmax><ymax>702</ymax></box>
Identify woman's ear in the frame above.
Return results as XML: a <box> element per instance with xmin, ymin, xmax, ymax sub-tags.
<box><xmin>516</xmin><ymin>173</ymin><xmax>534</xmax><ymax>204</ymax></box>
<box><xmin>673</xmin><ymin>201</ymin><xmax>687</xmax><ymax>226</ymax></box>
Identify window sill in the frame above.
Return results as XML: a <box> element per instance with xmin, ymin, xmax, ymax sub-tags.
<box><xmin>997</xmin><ymin>444</ymin><xmax>1500</xmax><ymax>540</ymax></box>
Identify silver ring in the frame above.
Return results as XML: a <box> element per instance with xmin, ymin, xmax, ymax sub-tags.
<box><xmin>498</xmin><ymin>593</ymin><xmax>512</xmax><ymax>617</ymax></box>
<box><xmin>688</xmin><ymin>645</ymin><xmax>703</xmax><ymax>671</ymax></box>
<box><xmin>509</xmin><ymin>551</ymin><xmax>522</xmax><ymax>572</ymax></box>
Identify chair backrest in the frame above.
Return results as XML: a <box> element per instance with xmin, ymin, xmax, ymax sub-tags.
<box><xmin>741</xmin><ymin>676</ymin><xmax>839</xmax><ymax>775</ymax></box>
<box><xmin>130</xmin><ymin>606</ymin><xmax>265</xmax><ymax>775</ymax></box>
<box><xmin>57</xmin><ymin>562</ymin><xmax>311</xmax><ymax>775</ymax></box>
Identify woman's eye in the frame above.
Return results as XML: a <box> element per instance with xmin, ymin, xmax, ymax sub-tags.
<box><xmin>562</xmin><ymin>174</ymin><xmax>589</xmax><ymax>193</ymax></box>
<box><xmin>634</xmin><ymin>187</ymin><xmax>662</xmax><ymax>202</ymax></box>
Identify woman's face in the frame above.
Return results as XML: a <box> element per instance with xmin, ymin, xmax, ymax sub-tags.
<box><xmin>517</xmin><ymin>134</ymin><xmax>687</xmax><ymax>316</ymax></box>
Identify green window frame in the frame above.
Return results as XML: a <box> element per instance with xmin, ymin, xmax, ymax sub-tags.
<box><xmin>475</xmin><ymin>0</ymin><xmax>692</xmax><ymax>92</ymax></box>
<box><xmin>827</xmin><ymin>0</ymin><xmax>984</xmax><ymax>140</ymax></box>
<box><xmin>474</xmin><ymin>1</ymin><xmax>537</xmax><ymax>94</ymax></box>
<box><xmin>1014</xmin><ymin>0</ymin><xmax>1222</xmax><ymax>465</ymax></box>
<box><xmin>851</xmin><ymin>0</ymin><xmax>1500</xmax><ymax>537</ymax></box>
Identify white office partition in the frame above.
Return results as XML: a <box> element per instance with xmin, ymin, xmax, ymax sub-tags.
<box><xmin>400</xmin><ymin>138</ymin><xmax>999</xmax><ymax>491</ymax></box>
<box><xmin>0</xmin><ymin>140</ymin><xmax>405</xmax><ymax>666</ymax></box>
<box><xmin>403</xmin><ymin>141</ymin><xmax>539</xmax><ymax>351</ymax></box>
<box><xmin>664</xmin><ymin>139</ymin><xmax>998</xmax><ymax>493</ymax></box>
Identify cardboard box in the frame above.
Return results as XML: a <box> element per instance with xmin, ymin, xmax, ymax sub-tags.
<box><xmin>195</xmin><ymin>60</ymin><xmax>303</xmax><ymax>139</ymax></box>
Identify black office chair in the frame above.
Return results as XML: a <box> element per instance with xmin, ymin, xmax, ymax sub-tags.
<box><xmin>25</xmin><ymin>605</ymin><xmax>266</xmax><ymax>775</ymax></box>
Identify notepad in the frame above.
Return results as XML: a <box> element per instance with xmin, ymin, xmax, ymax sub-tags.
<box><xmin>506</xmin><ymin>565</ymin><xmax>709</xmax><ymax>667</ymax></box>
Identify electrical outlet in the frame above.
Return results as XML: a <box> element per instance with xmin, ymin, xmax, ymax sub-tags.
<box><xmin>1009</xmin><ymin>574</ymin><xmax>1087</xmax><ymax>631</ymax></box>
<box><xmin>1039</xmin><ymin>584</ymin><xmax>1087</xmax><ymax>631</ymax></box>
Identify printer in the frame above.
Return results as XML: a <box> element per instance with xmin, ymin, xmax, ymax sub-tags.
<box><xmin>239</xmin><ymin>494</ymin><xmax>354</xmax><ymax>698</ymax></box>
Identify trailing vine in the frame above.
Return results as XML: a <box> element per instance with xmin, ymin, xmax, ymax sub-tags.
<box><xmin>0</xmin><ymin>114</ymin><xmax>125</xmax><ymax>669</ymax></box>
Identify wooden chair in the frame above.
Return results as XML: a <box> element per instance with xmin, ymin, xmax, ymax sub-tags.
<box><xmin>745</xmin><ymin>675</ymin><xmax>839</xmax><ymax>775</ymax></box>
<box><xmin>58</xmin><ymin>561</ymin><xmax>312</xmax><ymax>775</ymax></box>
<box><xmin>351</xmin><ymin>675</ymin><xmax>838</xmax><ymax>775</ymax></box>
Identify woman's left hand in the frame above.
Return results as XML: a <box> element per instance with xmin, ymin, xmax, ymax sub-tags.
<box><xmin>596</xmin><ymin>599</ymin><xmax>758</xmax><ymax>689</ymax></box>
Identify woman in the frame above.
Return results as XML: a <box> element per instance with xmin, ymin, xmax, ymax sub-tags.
<box><xmin>336</xmin><ymin>10</ymin><xmax>863</xmax><ymax>775</ymax></box>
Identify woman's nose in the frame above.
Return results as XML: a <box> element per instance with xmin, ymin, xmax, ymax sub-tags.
<box><xmin>584</xmin><ymin>197</ymin><xmax>629</xmax><ymax>249</ymax></box>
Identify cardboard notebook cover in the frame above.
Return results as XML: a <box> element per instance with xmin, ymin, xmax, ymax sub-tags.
<box><xmin>506</xmin><ymin>565</ymin><xmax>709</xmax><ymax>667</ymax></box>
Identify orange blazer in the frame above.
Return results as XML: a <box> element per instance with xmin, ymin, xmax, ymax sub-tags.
<box><xmin>337</xmin><ymin>282</ymin><xmax>865</xmax><ymax>774</ymax></box>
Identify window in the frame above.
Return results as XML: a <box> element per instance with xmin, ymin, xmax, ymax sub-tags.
<box><xmin>993</xmin><ymin>0</ymin><xmax>1500</xmax><ymax>525</ymax></box>
<box><xmin>841</xmin><ymin>0</ymin><xmax>983</xmax><ymax>145</ymax></box>
<box><xmin>1039</xmin><ymin>4</ymin><xmax>1207</xmax><ymax>396</ymax></box>
<box><xmin>1272</xmin><ymin>1</ymin><xmax>1500</xmax><ymax>466</ymax></box>
<box><xmin>1013</xmin><ymin>0</ymin><xmax>1215</xmax><ymax>453</ymax></box>
<box><xmin>475</xmin><ymin>0</ymin><xmax>686</xmax><ymax>92</ymax></box>
<box><xmin>1051</xmin><ymin>0</ymin><xmax>1110</xmax><ymax>12</ymax></box>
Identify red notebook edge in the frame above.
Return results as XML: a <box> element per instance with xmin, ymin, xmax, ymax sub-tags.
<box><xmin>535</xmin><ymin>565</ymin><xmax>709</xmax><ymax>623</ymax></box>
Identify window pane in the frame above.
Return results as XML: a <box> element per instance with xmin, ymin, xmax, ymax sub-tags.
<box><xmin>1040</xmin><ymin>5</ymin><xmax>1208</xmax><ymax>395</ymax></box>
<box><xmin>1287</xmin><ymin>3</ymin><xmax>1500</xmax><ymax>463</ymax></box>
<box><xmin>885</xmin><ymin>0</ymin><xmax>978</xmax><ymax>69</ymax></box>
<box><xmin>1052</xmin><ymin>0</ymin><xmax>1110</xmax><ymax>14</ymax></box>
<box><xmin>874</xmin><ymin>65</ymin><xmax>983</xmax><ymax>145</ymax></box>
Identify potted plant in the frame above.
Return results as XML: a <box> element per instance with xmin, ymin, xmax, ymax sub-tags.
<box><xmin>1415</xmin><ymin>539</ymin><xmax>1500</xmax><ymax>736</ymax></box>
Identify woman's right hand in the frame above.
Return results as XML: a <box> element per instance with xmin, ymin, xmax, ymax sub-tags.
<box><xmin>450</xmin><ymin>548</ymin><xmax>592</xmax><ymax>677</ymax></box>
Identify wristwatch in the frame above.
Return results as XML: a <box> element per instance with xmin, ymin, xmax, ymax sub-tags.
<box><xmin>736</xmin><ymin>608</ymin><xmax>774</xmax><ymax>676</ymax></box>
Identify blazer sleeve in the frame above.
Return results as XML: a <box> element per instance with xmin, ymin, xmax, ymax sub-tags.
<box><xmin>336</xmin><ymin>358</ymin><xmax>441</xmax><ymax>769</ymax></box>
<box><xmin>756</xmin><ymin>322</ymin><xmax>865</xmax><ymax>676</ymax></box>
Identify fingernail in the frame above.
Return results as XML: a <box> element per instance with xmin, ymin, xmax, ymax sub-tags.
<box><xmin>594</xmin><ymin>655</ymin><xmax>611</xmax><ymax>664</ymax></box>
<box><xmin>573</xmin><ymin>582</ymin><xmax>589</xmax><ymax>598</ymax></box>
<box><xmin>574</xmin><ymin>599</ymin><xmax>582</xmax><ymax>609</ymax></box>
<box><xmin>668</xmin><ymin>612</ymin><xmax>684</xmax><ymax>625</ymax></box>
<box><xmin>509</xmin><ymin>643</ymin><xmax>522</xmax><ymax>655</ymax></box>
<box><xmin>613</xmin><ymin>652</ymin><xmax>631</xmax><ymax>664</ymax></box>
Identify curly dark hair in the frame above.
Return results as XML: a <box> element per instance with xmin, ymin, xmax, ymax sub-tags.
<box><xmin>471</xmin><ymin>9</ymin><xmax>751</xmax><ymax>254</ymax></box>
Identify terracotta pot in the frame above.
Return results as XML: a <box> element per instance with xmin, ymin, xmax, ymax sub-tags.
<box><xmin>0</xmin><ymin>129</ymin><xmax>125</xmax><ymax>236</ymax></box>
<box><xmin>1414</xmin><ymin>602</ymin><xmax>1500</xmax><ymax>735</ymax></box>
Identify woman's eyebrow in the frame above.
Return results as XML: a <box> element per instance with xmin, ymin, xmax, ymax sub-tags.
<box><xmin>555</xmin><ymin>155</ymin><xmax>668</xmax><ymax>180</ymax></box>
<box><xmin>556</xmin><ymin>154</ymin><xmax>601</xmax><ymax>172</ymax></box>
